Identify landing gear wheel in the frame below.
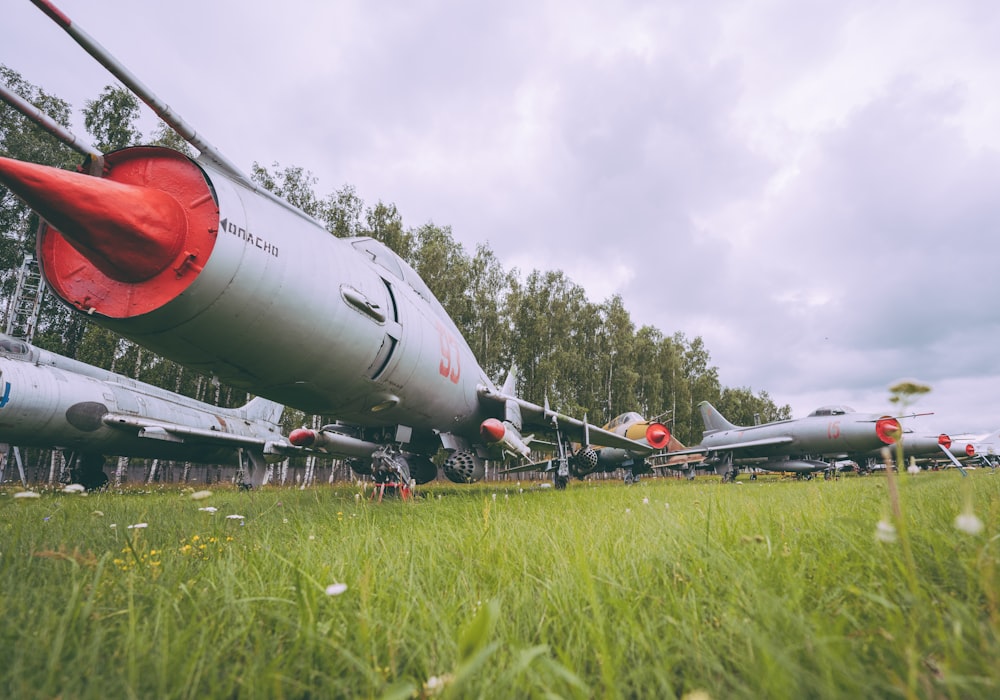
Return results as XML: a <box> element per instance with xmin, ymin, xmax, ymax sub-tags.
<box><xmin>554</xmin><ymin>474</ymin><xmax>568</xmax><ymax>490</ymax></box>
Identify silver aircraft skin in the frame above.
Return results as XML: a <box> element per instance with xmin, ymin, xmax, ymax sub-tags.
<box><xmin>0</xmin><ymin>1</ymin><xmax>654</xmax><ymax>489</ymax></box>
<box><xmin>0</xmin><ymin>333</ymin><xmax>294</xmax><ymax>489</ymax></box>
<box><xmin>665</xmin><ymin>401</ymin><xmax>908</xmax><ymax>480</ymax></box>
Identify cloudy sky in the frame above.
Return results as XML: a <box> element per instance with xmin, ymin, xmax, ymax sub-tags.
<box><xmin>3</xmin><ymin>0</ymin><xmax>999</xmax><ymax>434</ymax></box>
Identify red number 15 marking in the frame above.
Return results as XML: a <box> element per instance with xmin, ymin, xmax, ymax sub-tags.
<box><xmin>436</xmin><ymin>322</ymin><xmax>461</xmax><ymax>384</ymax></box>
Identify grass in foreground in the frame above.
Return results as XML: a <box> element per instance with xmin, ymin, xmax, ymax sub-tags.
<box><xmin>1</xmin><ymin>470</ymin><xmax>998</xmax><ymax>699</ymax></box>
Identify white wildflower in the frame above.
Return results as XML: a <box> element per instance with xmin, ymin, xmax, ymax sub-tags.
<box><xmin>226</xmin><ymin>514</ymin><xmax>245</xmax><ymax>520</ymax></box>
<box><xmin>13</xmin><ymin>491</ymin><xmax>40</xmax><ymax>499</ymax></box>
<box><xmin>325</xmin><ymin>582</ymin><xmax>348</xmax><ymax>596</ymax></box>
<box><xmin>109</xmin><ymin>524</ymin><xmax>117</xmax><ymax>529</ymax></box>
<box><xmin>642</xmin><ymin>497</ymin><xmax>649</xmax><ymax>505</ymax></box>
<box><xmin>424</xmin><ymin>674</ymin><xmax>453</xmax><ymax>694</ymax></box>
<box><xmin>875</xmin><ymin>519</ymin><xmax>897</xmax><ymax>543</ymax></box>
<box><xmin>191</xmin><ymin>490</ymin><xmax>213</xmax><ymax>500</ymax></box>
<box><xmin>62</xmin><ymin>483</ymin><xmax>86</xmax><ymax>493</ymax></box>
<box><xmin>955</xmin><ymin>512</ymin><xmax>984</xmax><ymax>535</ymax></box>
<box><xmin>625</xmin><ymin>508</ymin><xmax>631</xmax><ymax>514</ymax></box>
<box><xmin>127</xmin><ymin>522</ymin><xmax>148</xmax><ymax>529</ymax></box>
<box><xmin>198</xmin><ymin>506</ymin><xmax>218</xmax><ymax>513</ymax></box>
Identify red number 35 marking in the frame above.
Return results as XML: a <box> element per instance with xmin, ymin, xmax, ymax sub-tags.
<box><xmin>436</xmin><ymin>322</ymin><xmax>461</xmax><ymax>384</ymax></box>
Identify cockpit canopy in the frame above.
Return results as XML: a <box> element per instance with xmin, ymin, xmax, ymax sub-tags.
<box><xmin>0</xmin><ymin>335</ymin><xmax>32</xmax><ymax>360</ymax></box>
<box><xmin>808</xmin><ymin>405</ymin><xmax>855</xmax><ymax>417</ymax></box>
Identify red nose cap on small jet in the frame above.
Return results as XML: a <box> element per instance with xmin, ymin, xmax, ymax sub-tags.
<box><xmin>645</xmin><ymin>422</ymin><xmax>671</xmax><ymax>449</ymax></box>
<box><xmin>965</xmin><ymin>443</ymin><xmax>976</xmax><ymax>457</ymax></box>
<box><xmin>875</xmin><ymin>416</ymin><xmax>902</xmax><ymax>444</ymax></box>
<box><xmin>289</xmin><ymin>428</ymin><xmax>317</xmax><ymax>447</ymax></box>
<box><xmin>480</xmin><ymin>418</ymin><xmax>506</xmax><ymax>443</ymax></box>
<box><xmin>0</xmin><ymin>156</ymin><xmax>185</xmax><ymax>282</ymax></box>
<box><xmin>938</xmin><ymin>434</ymin><xmax>952</xmax><ymax>449</ymax></box>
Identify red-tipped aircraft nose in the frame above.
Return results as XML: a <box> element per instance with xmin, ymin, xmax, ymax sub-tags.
<box><xmin>0</xmin><ymin>155</ymin><xmax>185</xmax><ymax>282</ymax></box>
<box><xmin>965</xmin><ymin>443</ymin><xmax>976</xmax><ymax>457</ymax></box>
<box><xmin>480</xmin><ymin>418</ymin><xmax>506</xmax><ymax>443</ymax></box>
<box><xmin>645</xmin><ymin>422</ymin><xmax>671</xmax><ymax>449</ymax></box>
<box><xmin>289</xmin><ymin>428</ymin><xmax>317</xmax><ymax>447</ymax></box>
<box><xmin>938</xmin><ymin>434</ymin><xmax>952</xmax><ymax>449</ymax></box>
<box><xmin>875</xmin><ymin>416</ymin><xmax>902</xmax><ymax>444</ymax></box>
<box><xmin>0</xmin><ymin>147</ymin><xmax>218</xmax><ymax>318</ymax></box>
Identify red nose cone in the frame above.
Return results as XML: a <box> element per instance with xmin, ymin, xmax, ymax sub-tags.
<box><xmin>645</xmin><ymin>422</ymin><xmax>671</xmax><ymax>449</ymax></box>
<box><xmin>480</xmin><ymin>418</ymin><xmax>506</xmax><ymax>443</ymax></box>
<box><xmin>875</xmin><ymin>416</ymin><xmax>902</xmax><ymax>444</ymax></box>
<box><xmin>965</xmin><ymin>443</ymin><xmax>976</xmax><ymax>457</ymax></box>
<box><xmin>0</xmin><ymin>155</ymin><xmax>185</xmax><ymax>282</ymax></box>
<box><xmin>289</xmin><ymin>428</ymin><xmax>317</xmax><ymax>447</ymax></box>
<box><xmin>0</xmin><ymin>148</ymin><xmax>218</xmax><ymax>318</ymax></box>
<box><xmin>937</xmin><ymin>433</ymin><xmax>951</xmax><ymax>449</ymax></box>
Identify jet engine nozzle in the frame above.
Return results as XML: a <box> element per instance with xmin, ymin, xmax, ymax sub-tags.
<box><xmin>645</xmin><ymin>422</ymin><xmax>671</xmax><ymax>449</ymax></box>
<box><xmin>964</xmin><ymin>443</ymin><xmax>976</xmax><ymax>457</ymax></box>
<box><xmin>0</xmin><ymin>147</ymin><xmax>218</xmax><ymax>318</ymax></box>
<box><xmin>875</xmin><ymin>416</ymin><xmax>902</xmax><ymax>444</ymax></box>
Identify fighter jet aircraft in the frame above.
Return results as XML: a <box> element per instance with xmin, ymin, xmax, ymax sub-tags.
<box><xmin>498</xmin><ymin>411</ymin><xmax>672</xmax><ymax>486</ymax></box>
<box><xmin>946</xmin><ymin>430</ymin><xmax>1000</xmax><ymax>468</ymax></box>
<box><xmin>0</xmin><ymin>1</ymin><xmax>656</xmax><ymax>489</ymax></box>
<box><xmin>0</xmin><ymin>333</ymin><xmax>295</xmax><ymax>489</ymax></box>
<box><xmin>662</xmin><ymin>401</ymin><xmax>916</xmax><ymax>481</ymax></box>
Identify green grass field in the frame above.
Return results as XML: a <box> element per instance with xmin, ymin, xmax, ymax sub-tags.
<box><xmin>1</xmin><ymin>470</ymin><xmax>997</xmax><ymax>699</ymax></box>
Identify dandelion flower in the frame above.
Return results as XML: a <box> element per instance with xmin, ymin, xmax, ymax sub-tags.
<box><xmin>875</xmin><ymin>519</ymin><xmax>897</xmax><ymax>543</ymax></box>
<box><xmin>13</xmin><ymin>491</ymin><xmax>40</xmax><ymax>499</ymax></box>
<box><xmin>226</xmin><ymin>514</ymin><xmax>245</xmax><ymax>520</ymax></box>
<box><xmin>127</xmin><ymin>522</ymin><xmax>148</xmax><ymax>529</ymax></box>
<box><xmin>62</xmin><ymin>483</ymin><xmax>86</xmax><ymax>493</ymax></box>
<box><xmin>325</xmin><ymin>582</ymin><xmax>348</xmax><ymax>596</ymax></box>
<box><xmin>191</xmin><ymin>490</ymin><xmax>213</xmax><ymax>500</ymax></box>
<box><xmin>198</xmin><ymin>506</ymin><xmax>218</xmax><ymax>513</ymax></box>
<box><xmin>955</xmin><ymin>512</ymin><xmax>984</xmax><ymax>535</ymax></box>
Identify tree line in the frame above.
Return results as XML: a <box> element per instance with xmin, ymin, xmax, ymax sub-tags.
<box><xmin>0</xmin><ymin>65</ymin><xmax>790</xmax><ymax>453</ymax></box>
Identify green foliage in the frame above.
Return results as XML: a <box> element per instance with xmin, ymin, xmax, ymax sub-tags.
<box><xmin>83</xmin><ymin>85</ymin><xmax>142</xmax><ymax>152</ymax></box>
<box><xmin>2</xmin><ymin>472</ymin><xmax>998</xmax><ymax>698</ymax></box>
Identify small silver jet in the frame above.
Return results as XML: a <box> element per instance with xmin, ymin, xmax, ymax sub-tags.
<box><xmin>661</xmin><ymin>401</ymin><xmax>910</xmax><ymax>481</ymax></box>
<box><xmin>0</xmin><ymin>333</ymin><xmax>295</xmax><ymax>489</ymax></box>
<box><xmin>0</xmin><ymin>1</ymin><xmax>655</xmax><ymax>490</ymax></box>
<box><xmin>498</xmin><ymin>410</ymin><xmax>673</xmax><ymax>486</ymax></box>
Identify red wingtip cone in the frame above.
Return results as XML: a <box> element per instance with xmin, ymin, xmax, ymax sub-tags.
<box><xmin>289</xmin><ymin>429</ymin><xmax>317</xmax><ymax>447</ymax></box>
<box><xmin>0</xmin><ymin>155</ymin><xmax>184</xmax><ymax>282</ymax></box>
<box><xmin>480</xmin><ymin>418</ymin><xmax>506</xmax><ymax>443</ymax></box>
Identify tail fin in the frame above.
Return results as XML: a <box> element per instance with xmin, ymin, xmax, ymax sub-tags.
<box><xmin>242</xmin><ymin>397</ymin><xmax>285</xmax><ymax>424</ymax></box>
<box><xmin>501</xmin><ymin>365</ymin><xmax>518</xmax><ymax>396</ymax></box>
<box><xmin>698</xmin><ymin>401</ymin><xmax>738</xmax><ymax>436</ymax></box>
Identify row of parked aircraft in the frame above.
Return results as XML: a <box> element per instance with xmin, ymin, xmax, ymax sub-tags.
<box><xmin>0</xmin><ymin>1</ymin><xmax>989</xmax><ymax>490</ymax></box>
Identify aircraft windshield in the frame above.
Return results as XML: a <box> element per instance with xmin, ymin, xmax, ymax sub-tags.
<box><xmin>808</xmin><ymin>405</ymin><xmax>855</xmax><ymax>417</ymax></box>
<box><xmin>0</xmin><ymin>336</ymin><xmax>31</xmax><ymax>359</ymax></box>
